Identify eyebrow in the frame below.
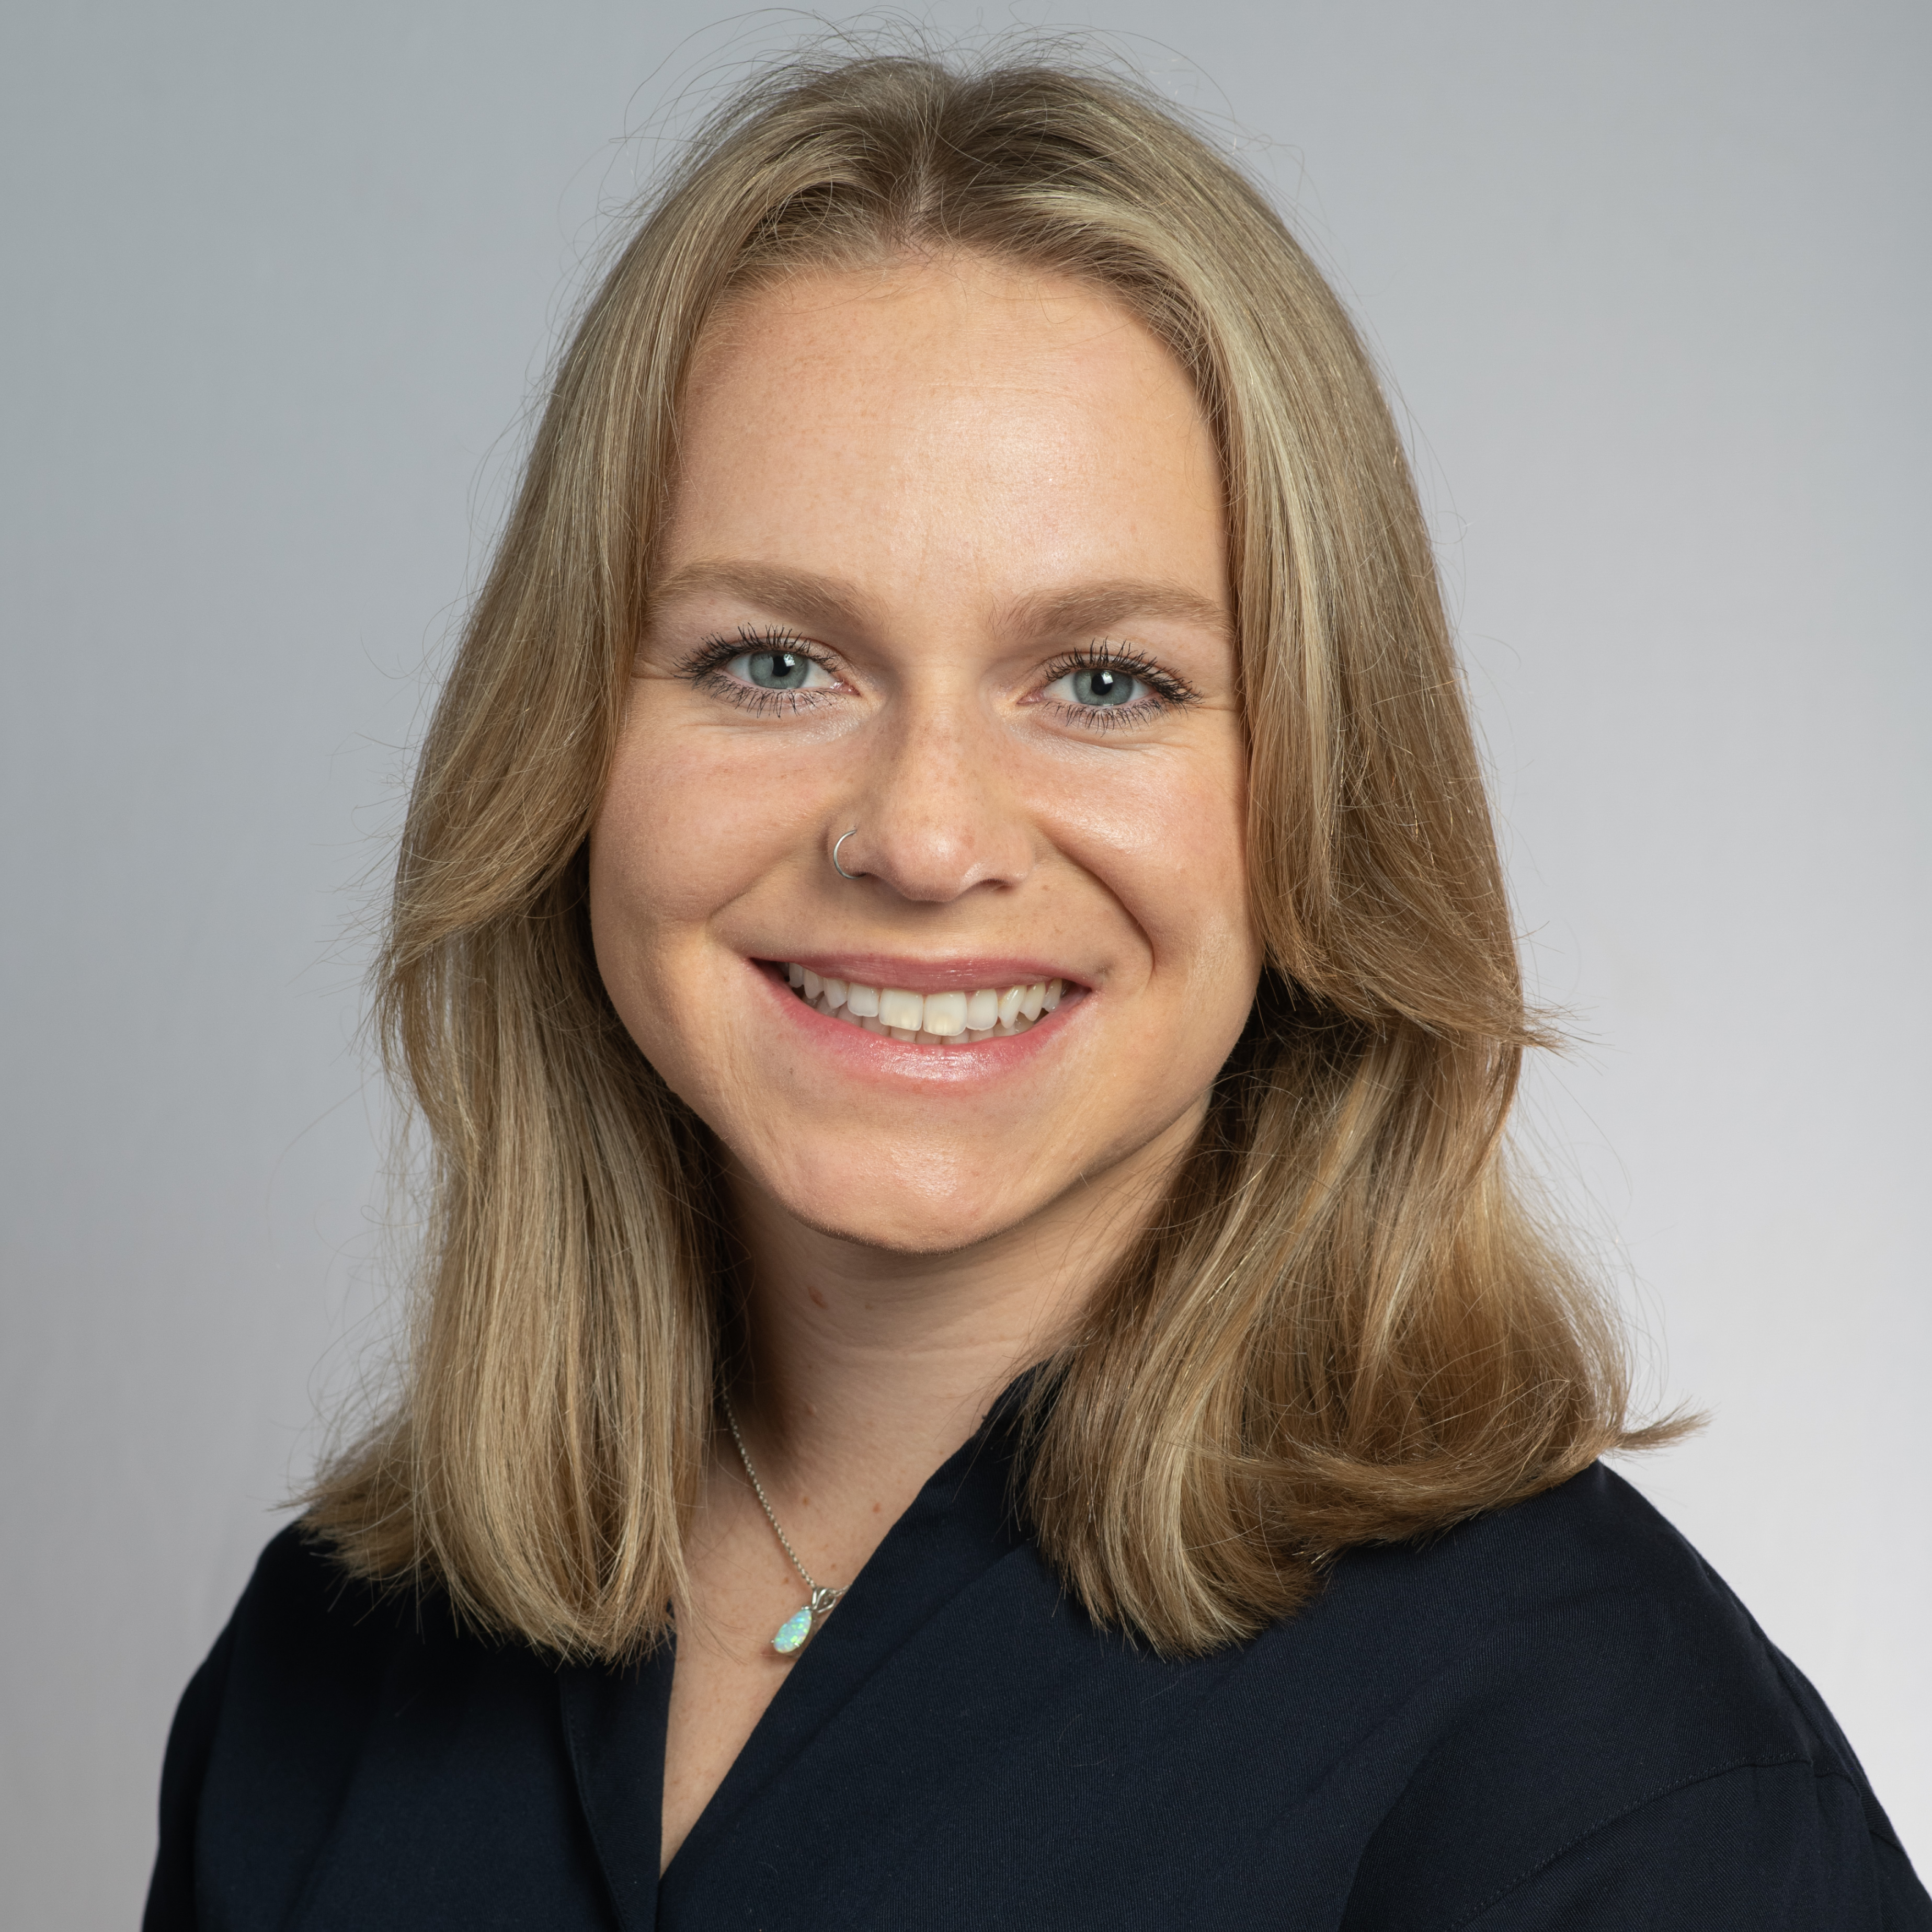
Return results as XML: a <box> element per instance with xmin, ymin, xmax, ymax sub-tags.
<box><xmin>646</xmin><ymin>561</ymin><xmax>1230</xmax><ymax>643</ymax></box>
<box><xmin>645</xmin><ymin>561</ymin><xmax>886</xmax><ymax>635</ymax></box>
<box><xmin>1002</xmin><ymin>579</ymin><xmax>1232</xmax><ymax>643</ymax></box>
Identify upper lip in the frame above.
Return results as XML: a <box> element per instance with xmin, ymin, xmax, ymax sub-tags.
<box><xmin>761</xmin><ymin>954</ymin><xmax>1089</xmax><ymax>995</ymax></box>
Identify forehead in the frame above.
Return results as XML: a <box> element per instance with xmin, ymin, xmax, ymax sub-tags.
<box><xmin>658</xmin><ymin>254</ymin><xmax>1228</xmax><ymax>624</ymax></box>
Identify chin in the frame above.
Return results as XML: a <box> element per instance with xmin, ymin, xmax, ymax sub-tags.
<box><xmin>757</xmin><ymin>1155</ymin><xmax>1046</xmax><ymax>1257</ymax></box>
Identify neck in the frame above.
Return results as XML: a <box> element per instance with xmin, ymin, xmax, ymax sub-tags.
<box><xmin>720</xmin><ymin>1106</ymin><xmax>1199</xmax><ymax>1515</ymax></box>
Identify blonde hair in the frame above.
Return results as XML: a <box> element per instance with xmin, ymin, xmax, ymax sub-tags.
<box><xmin>308</xmin><ymin>46</ymin><xmax>1680</xmax><ymax>1658</ymax></box>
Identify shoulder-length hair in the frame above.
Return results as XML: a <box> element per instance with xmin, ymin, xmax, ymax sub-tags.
<box><xmin>308</xmin><ymin>47</ymin><xmax>1677</xmax><ymax>1659</ymax></box>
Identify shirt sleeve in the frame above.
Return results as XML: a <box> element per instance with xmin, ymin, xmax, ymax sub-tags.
<box><xmin>142</xmin><ymin>1615</ymin><xmax>237</xmax><ymax>1932</ymax></box>
<box><xmin>1457</xmin><ymin>1759</ymin><xmax>1932</xmax><ymax>1932</ymax></box>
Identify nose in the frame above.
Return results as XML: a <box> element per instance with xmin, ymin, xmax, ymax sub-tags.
<box><xmin>836</xmin><ymin>695</ymin><xmax>1035</xmax><ymax>903</ymax></box>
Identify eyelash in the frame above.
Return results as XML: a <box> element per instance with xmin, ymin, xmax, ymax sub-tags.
<box><xmin>677</xmin><ymin>627</ymin><xmax>833</xmax><ymax>716</ymax></box>
<box><xmin>1034</xmin><ymin>645</ymin><xmax>1197</xmax><ymax>731</ymax></box>
<box><xmin>677</xmin><ymin>628</ymin><xmax>1198</xmax><ymax>728</ymax></box>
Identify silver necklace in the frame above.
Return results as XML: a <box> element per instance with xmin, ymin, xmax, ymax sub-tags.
<box><xmin>720</xmin><ymin>1388</ymin><xmax>845</xmax><ymax>1657</ymax></box>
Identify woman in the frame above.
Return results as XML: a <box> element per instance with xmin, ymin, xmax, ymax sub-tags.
<box><xmin>145</xmin><ymin>49</ymin><xmax>1928</xmax><ymax>1929</ymax></box>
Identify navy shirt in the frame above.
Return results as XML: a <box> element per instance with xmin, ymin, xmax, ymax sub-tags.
<box><xmin>146</xmin><ymin>1404</ymin><xmax>1929</xmax><ymax>1929</ymax></box>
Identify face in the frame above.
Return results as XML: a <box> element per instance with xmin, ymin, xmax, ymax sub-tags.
<box><xmin>590</xmin><ymin>253</ymin><xmax>1261</xmax><ymax>1256</ymax></box>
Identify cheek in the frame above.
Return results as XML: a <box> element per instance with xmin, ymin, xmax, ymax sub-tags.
<box><xmin>1054</xmin><ymin>738</ymin><xmax>1256</xmax><ymax>1016</ymax></box>
<box><xmin>589</xmin><ymin>711</ymin><xmax>819</xmax><ymax>937</ymax></box>
<box><xmin>1158</xmin><ymin>841</ymin><xmax>1259</xmax><ymax>1040</ymax></box>
<box><xmin>587</xmin><ymin>726</ymin><xmax>780</xmax><ymax>1087</ymax></box>
<box><xmin>587</xmin><ymin>726</ymin><xmax>779</xmax><ymax>1118</ymax></box>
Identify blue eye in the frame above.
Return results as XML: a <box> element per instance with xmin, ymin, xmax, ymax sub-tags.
<box><xmin>727</xmin><ymin>649</ymin><xmax>833</xmax><ymax>692</ymax></box>
<box><xmin>1046</xmin><ymin>664</ymin><xmax>1147</xmax><ymax>708</ymax></box>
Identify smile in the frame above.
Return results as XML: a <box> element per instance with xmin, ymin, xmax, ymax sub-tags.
<box><xmin>782</xmin><ymin>963</ymin><xmax>1068</xmax><ymax>1045</ymax></box>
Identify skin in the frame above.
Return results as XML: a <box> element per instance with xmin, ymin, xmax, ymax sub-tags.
<box><xmin>587</xmin><ymin>251</ymin><xmax>1262</xmax><ymax>1868</ymax></box>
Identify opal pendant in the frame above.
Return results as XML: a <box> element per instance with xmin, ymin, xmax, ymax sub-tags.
<box><xmin>770</xmin><ymin>1585</ymin><xmax>841</xmax><ymax>1658</ymax></box>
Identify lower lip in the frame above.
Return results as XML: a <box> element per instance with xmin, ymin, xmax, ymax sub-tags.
<box><xmin>752</xmin><ymin>962</ymin><xmax>1082</xmax><ymax>1084</ymax></box>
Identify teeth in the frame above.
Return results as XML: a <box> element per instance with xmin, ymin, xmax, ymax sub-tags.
<box><xmin>784</xmin><ymin>967</ymin><xmax>1069</xmax><ymax>1045</ymax></box>
<box><xmin>878</xmin><ymin>988</ymin><xmax>924</xmax><ymax>1031</ymax></box>
<box><xmin>922</xmin><ymin>991</ymin><xmax>968</xmax><ymax>1036</ymax></box>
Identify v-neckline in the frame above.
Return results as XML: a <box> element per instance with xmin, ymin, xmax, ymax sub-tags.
<box><xmin>558</xmin><ymin>1387</ymin><xmax>1033</xmax><ymax>1929</ymax></box>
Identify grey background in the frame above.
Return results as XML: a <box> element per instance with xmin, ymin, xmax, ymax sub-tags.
<box><xmin>3</xmin><ymin>2</ymin><xmax>1926</xmax><ymax>1921</ymax></box>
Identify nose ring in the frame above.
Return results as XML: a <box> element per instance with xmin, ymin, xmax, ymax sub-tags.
<box><xmin>831</xmin><ymin>827</ymin><xmax>862</xmax><ymax>881</ymax></box>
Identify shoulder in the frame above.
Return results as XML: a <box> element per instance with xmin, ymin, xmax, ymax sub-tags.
<box><xmin>1285</xmin><ymin>1464</ymin><xmax>1926</xmax><ymax>1928</ymax></box>
<box><xmin>209</xmin><ymin>1521</ymin><xmax>564</xmax><ymax>1773</ymax></box>
<box><xmin>1301</xmin><ymin>1463</ymin><xmax>1838</xmax><ymax>1745</ymax></box>
<box><xmin>145</xmin><ymin>1525</ymin><xmax>421</xmax><ymax>1930</ymax></box>
<box><xmin>188</xmin><ymin>1525</ymin><xmax>437</xmax><ymax>1859</ymax></box>
<box><xmin>240</xmin><ymin>1517</ymin><xmax>401</xmax><ymax>1625</ymax></box>
<box><xmin>222</xmin><ymin>1520</ymin><xmax>426</xmax><ymax>1699</ymax></box>
<box><xmin>147</xmin><ymin>1524</ymin><xmax>601</xmax><ymax>1931</ymax></box>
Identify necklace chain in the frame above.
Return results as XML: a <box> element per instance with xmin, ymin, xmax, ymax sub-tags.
<box><xmin>721</xmin><ymin>1388</ymin><xmax>842</xmax><ymax>1603</ymax></box>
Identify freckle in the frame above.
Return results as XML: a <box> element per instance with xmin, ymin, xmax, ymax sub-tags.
<box><xmin>872</xmin><ymin>1502</ymin><xmax>882</xmax><ymax>1513</ymax></box>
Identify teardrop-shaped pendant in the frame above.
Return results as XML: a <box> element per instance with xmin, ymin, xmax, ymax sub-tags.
<box><xmin>770</xmin><ymin>1585</ymin><xmax>841</xmax><ymax>1658</ymax></box>
<box><xmin>771</xmin><ymin>1604</ymin><xmax>815</xmax><ymax>1655</ymax></box>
